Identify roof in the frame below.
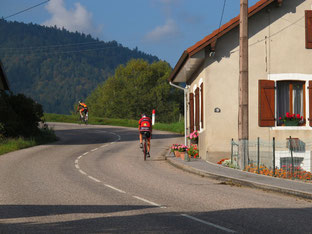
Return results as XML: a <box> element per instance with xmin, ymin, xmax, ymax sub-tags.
<box><xmin>169</xmin><ymin>0</ymin><xmax>280</xmax><ymax>83</ymax></box>
<box><xmin>0</xmin><ymin>60</ymin><xmax>9</xmax><ymax>90</ymax></box>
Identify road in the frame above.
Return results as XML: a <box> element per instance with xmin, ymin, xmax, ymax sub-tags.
<box><xmin>0</xmin><ymin>123</ymin><xmax>311</xmax><ymax>233</ymax></box>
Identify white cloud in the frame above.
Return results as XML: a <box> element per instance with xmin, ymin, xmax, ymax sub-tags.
<box><xmin>144</xmin><ymin>19</ymin><xmax>180</xmax><ymax>42</ymax></box>
<box><xmin>42</xmin><ymin>0</ymin><xmax>102</xmax><ymax>36</ymax></box>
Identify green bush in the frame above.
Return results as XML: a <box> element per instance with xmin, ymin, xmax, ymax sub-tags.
<box><xmin>0</xmin><ymin>91</ymin><xmax>43</xmax><ymax>138</ymax></box>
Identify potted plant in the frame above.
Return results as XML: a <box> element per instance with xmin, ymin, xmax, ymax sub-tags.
<box><xmin>170</xmin><ymin>144</ymin><xmax>180</xmax><ymax>157</ymax></box>
<box><xmin>187</xmin><ymin>130</ymin><xmax>199</xmax><ymax>144</ymax></box>
<box><xmin>171</xmin><ymin>144</ymin><xmax>187</xmax><ymax>158</ymax></box>
<box><xmin>279</xmin><ymin>112</ymin><xmax>304</xmax><ymax>126</ymax></box>
<box><xmin>187</xmin><ymin>144</ymin><xmax>199</xmax><ymax>159</ymax></box>
<box><xmin>177</xmin><ymin>144</ymin><xmax>188</xmax><ymax>159</ymax></box>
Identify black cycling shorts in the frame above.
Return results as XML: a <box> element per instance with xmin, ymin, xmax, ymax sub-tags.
<box><xmin>140</xmin><ymin>131</ymin><xmax>151</xmax><ymax>139</ymax></box>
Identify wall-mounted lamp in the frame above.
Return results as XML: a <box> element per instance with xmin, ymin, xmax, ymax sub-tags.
<box><xmin>214</xmin><ymin>107</ymin><xmax>221</xmax><ymax>113</ymax></box>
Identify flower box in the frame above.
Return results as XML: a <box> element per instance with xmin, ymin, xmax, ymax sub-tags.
<box><xmin>280</xmin><ymin>112</ymin><xmax>303</xmax><ymax>126</ymax></box>
<box><xmin>284</xmin><ymin>120</ymin><xmax>299</xmax><ymax>126</ymax></box>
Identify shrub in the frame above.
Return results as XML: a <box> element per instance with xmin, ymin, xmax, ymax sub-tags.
<box><xmin>0</xmin><ymin>91</ymin><xmax>43</xmax><ymax>138</ymax></box>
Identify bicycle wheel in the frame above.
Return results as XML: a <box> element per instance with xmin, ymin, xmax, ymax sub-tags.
<box><xmin>78</xmin><ymin>115</ymin><xmax>82</xmax><ymax>124</ymax></box>
<box><xmin>143</xmin><ymin>138</ymin><xmax>147</xmax><ymax>161</ymax></box>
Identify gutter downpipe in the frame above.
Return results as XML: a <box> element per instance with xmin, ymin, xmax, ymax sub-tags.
<box><xmin>169</xmin><ymin>81</ymin><xmax>188</xmax><ymax>146</ymax></box>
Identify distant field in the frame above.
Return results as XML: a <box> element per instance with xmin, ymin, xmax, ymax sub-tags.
<box><xmin>44</xmin><ymin>113</ymin><xmax>184</xmax><ymax>134</ymax></box>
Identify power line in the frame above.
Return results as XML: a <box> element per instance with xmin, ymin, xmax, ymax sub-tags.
<box><xmin>0</xmin><ymin>45</ymin><xmax>123</xmax><ymax>57</ymax></box>
<box><xmin>0</xmin><ymin>41</ymin><xmax>109</xmax><ymax>51</ymax></box>
<box><xmin>218</xmin><ymin>0</ymin><xmax>227</xmax><ymax>29</ymax></box>
<box><xmin>3</xmin><ymin>0</ymin><xmax>50</xmax><ymax>20</ymax></box>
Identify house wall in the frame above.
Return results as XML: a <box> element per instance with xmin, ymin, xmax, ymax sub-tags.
<box><xmin>188</xmin><ymin>0</ymin><xmax>312</xmax><ymax>162</ymax></box>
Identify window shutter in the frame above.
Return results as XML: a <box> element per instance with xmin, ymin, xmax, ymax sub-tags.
<box><xmin>309</xmin><ymin>81</ymin><xmax>312</xmax><ymax>127</ymax></box>
<box><xmin>189</xmin><ymin>93</ymin><xmax>194</xmax><ymax>133</ymax></box>
<box><xmin>195</xmin><ymin>88</ymin><xmax>200</xmax><ymax>131</ymax></box>
<box><xmin>306</xmin><ymin>10</ymin><xmax>312</xmax><ymax>49</ymax></box>
<box><xmin>200</xmin><ymin>83</ymin><xmax>204</xmax><ymax>129</ymax></box>
<box><xmin>259</xmin><ymin>80</ymin><xmax>275</xmax><ymax>127</ymax></box>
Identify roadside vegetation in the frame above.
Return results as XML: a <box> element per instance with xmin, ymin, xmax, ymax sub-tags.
<box><xmin>0</xmin><ymin>128</ymin><xmax>57</xmax><ymax>155</ymax></box>
<box><xmin>0</xmin><ymin>91</ymin><xmax>57</xmax><ymax>156</ymax></box>
<box><xmin>85</xmin><ymin>59</ymin><xmax>183</xmax><ymax>123</ymax></box>
<box><xmin>44</xmin><ymin>113</ymin><xmax>184</xmax><ymax>134</ymax></box>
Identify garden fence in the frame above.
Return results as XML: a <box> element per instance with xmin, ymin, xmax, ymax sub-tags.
<box><xmin>231</xmin><ymin>137</ymin><xmax>312</xmax><ymax>180</ymax></box>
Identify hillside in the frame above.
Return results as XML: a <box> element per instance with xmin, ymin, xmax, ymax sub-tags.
<box><xmin>0</xmin><ymin>19</ymin><xmax>159</xmax><ymax>114</ymax></box>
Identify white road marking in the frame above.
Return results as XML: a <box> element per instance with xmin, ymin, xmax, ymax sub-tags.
<box><xmin>104</xmin><ymin>184</ymin><xmax>126</xmax><ymax>193</ymax></box>
<box><xmin>79</xmin><ymin>170</ymin><xmax>87</xmax><ymax>175</ymax></box>
<box><xmin>75</xmin><ymin>164</ymin><xmax>79</xmax><ymax>169</ymax></box>
<box><xmin>180</xmin><ymin>214</ymin><xmax>236</xmax><ymax>233</ymax></box>
<box><xmin>91</xmin><ymin>148</ymin><xmax>98</xmax><ymax>151</ymax></box>
<box><xmin>83</xmin><ymin>152</ymin><xmax>88</xmax><ymax>155</ymax></box>
<box><xmin>132</xmin><ymin>196</ymin><xmax>165</xmax><ymax>208</ymax></box>
<box><xmin>88</xmin><ymin>176</ymin><xmax>101</xmax><ymax>183</ymax></box>
<box><xmin>75</xmin><ymin>159</ymin><xmax>79</xmax><ymax>164</ymax></box>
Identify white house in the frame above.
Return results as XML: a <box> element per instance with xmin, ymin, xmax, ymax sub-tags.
<box><xmin>169</xmin><ymin>0</ymin><xmax>312</xmax><ymax>170</ymax></box>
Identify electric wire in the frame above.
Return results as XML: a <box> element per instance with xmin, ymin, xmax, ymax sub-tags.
<box><xmin>0</xmin><ymin>45</ymin><xmax>122</xmax><ymax>57</ymax></box>
<box><xmin>0</xmin><ymin>40</ymin><xmax>112</xmax><ymax>51</ymax></box>
<box><xmin>218</xmin><ymin>0</ymin><xmax>227</xmax><ymax>30</ymax></box>
<box><xmin>3</xmin><ymin>0</ymin><xmax>50</xmax><ymax>20</ymax></box>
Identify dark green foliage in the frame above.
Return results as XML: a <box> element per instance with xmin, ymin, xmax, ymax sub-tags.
<box><xmin>0</xmin><ymin>91</ymin><xmax>43</xmax><ymax>137</ymax></box>
<box><xmin>0</xmin><ymin>19</ymin><xmax>159</xmax><ymax>114</ymax></box>
<box><xmin>86</xmin><ymin>59</ymin><xmax>183</xmax><ymax>123</ymax></box>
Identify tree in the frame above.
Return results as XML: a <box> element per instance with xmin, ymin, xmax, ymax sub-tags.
<box><xmin>86</xmin><ymin>59</ymin><xmax>183</xmax><ymax>123</ymax></box>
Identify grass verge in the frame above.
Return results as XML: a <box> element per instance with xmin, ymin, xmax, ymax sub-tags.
<box><xmin>0</xmin><ymin>127</ymin><xmax>58</xmax><ymax>156</ymax></box>
<box><xmin>44</xmin><ymin>113</ymin><xmax>184</xmax><ymax>134</ymax></box>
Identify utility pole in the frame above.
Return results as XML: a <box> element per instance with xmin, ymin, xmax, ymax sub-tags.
<box><xmin>238</xmin><ymin>0</ymin><xmax>248</xmax><ymax>169</ymax></box>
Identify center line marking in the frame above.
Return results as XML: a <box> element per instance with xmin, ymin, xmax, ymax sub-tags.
<box><xmin>132</xmin><ymin>196</ymin><xmax>164</xmax><ymax>208</ymax></box>
<box><xmin>83</xmin><ymin>152</ymin><xmax>88</xmax><ymax>155</ymax></box>
<box><xmin>104</xmin><ymin>184</ymin><xmax>126</xmax><ymax>193</ymax></box>
<box><xmin>79</xmin><ymin>170</ymin><xmax>87</xmax><ymax>175</ymax></box>
<box><xmin>88</xmin><ymin>175</ymin><xmax>101</xmax><ymax>183</ymax></box>
<box><xmin>91</xmin><ymin>148</ymin><xmax>98</xmax><ymax>151</ymax></box>
<box><xmin>180</xmin><ymin>214</ymin><xmax>236</xmax><ymax>233</ymax></box>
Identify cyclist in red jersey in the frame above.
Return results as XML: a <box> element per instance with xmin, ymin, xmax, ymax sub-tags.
<box><xmin>77</xmin><ymin>101</ymin><xmax>88</xmax><ymax>119</ymax></box>
<box><xmin>138</xmin><ymin>114</ymin><xmax>152</xmax><ymax>157</ymax></box>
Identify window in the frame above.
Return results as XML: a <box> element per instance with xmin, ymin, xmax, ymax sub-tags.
<box><xmin>189</xmin><ymin>82</ymin><xmax>204</xmax><ymax>132</ymax></box>
<box><xmin>189</xmin><ymin>93</ymin><xmax>194</xmax><ymax>132</ymax></box>
<box><xmin>306</xmin><ymin>10</ymin><xmax>312</xmax><ymax>49</ymax></box>
<box><xmin>195</xmin><ymin>87</ymin><xmax>200</xmax><ymax>130</ymax></box>
<box><xmin>259</xmin><ymin>79</ymin><xmax>309</xmax><ymax>127</ymax></box>
<box><xmin>200</xmin><ymin>82</ymin><xmax>204</xmax><ymax>129</ymax></box>
<box><xmin>276</xmin><ymin>81</ymin><xmax>305</xmax><ymax>126</ymax></box>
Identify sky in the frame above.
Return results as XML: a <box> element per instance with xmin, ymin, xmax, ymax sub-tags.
<box><xmin>0</xmin><ymin>0</ymin><xmax>260</xmax><ymax>67</ymax></box>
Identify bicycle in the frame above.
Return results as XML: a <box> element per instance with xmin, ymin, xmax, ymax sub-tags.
<box><xmin>78</xmin><ymin>110</ymin><xmax>88</xmax><ymax>125</ymax></box>
<box><xmin>141</xmin><ymin>131</ymin><xmax>149</xmax><ymax>161</ymax></box>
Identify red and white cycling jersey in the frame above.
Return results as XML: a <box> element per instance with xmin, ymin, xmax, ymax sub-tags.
<box><xmin>139</xmin><ymin>117</ymin><xmax>152</xmax><ymax>132</ymax></box>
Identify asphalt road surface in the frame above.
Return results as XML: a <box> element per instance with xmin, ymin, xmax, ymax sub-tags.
<box><xmin>0</xmin><ymin>123</ymin><xmax>311</xmax><ymax>233</ymax></box>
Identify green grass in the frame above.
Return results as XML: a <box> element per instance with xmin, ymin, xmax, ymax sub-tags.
<box><xmin>0</xmin><ymin>128</ymin><xmax>58</xmax><ymax>156</ymax></box>
<box><xmin>44</xmin><ymin>113</ymin><xmax>184</xmax><ymax>134</ymax></box>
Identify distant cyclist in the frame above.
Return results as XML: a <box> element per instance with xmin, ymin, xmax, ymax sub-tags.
<box><xmin>77</xmin><ymin>101</ymin><xmax>88</xmax><ymax>119</ymax></box>
<box><xmin>139</xmin><ymin>113</ymin><xmax>152</xmax><ymax>157</ymax></box>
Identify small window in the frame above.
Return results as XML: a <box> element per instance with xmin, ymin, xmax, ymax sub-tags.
<box><xmin>276</xmin><ymin>81</ymin><xmax>305</xmax><ymax>126</ymax></box>
<box><xmin>306</xmin><ymin>10</ymin><xmax>312</xmax><ymax>49</ymax></box>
